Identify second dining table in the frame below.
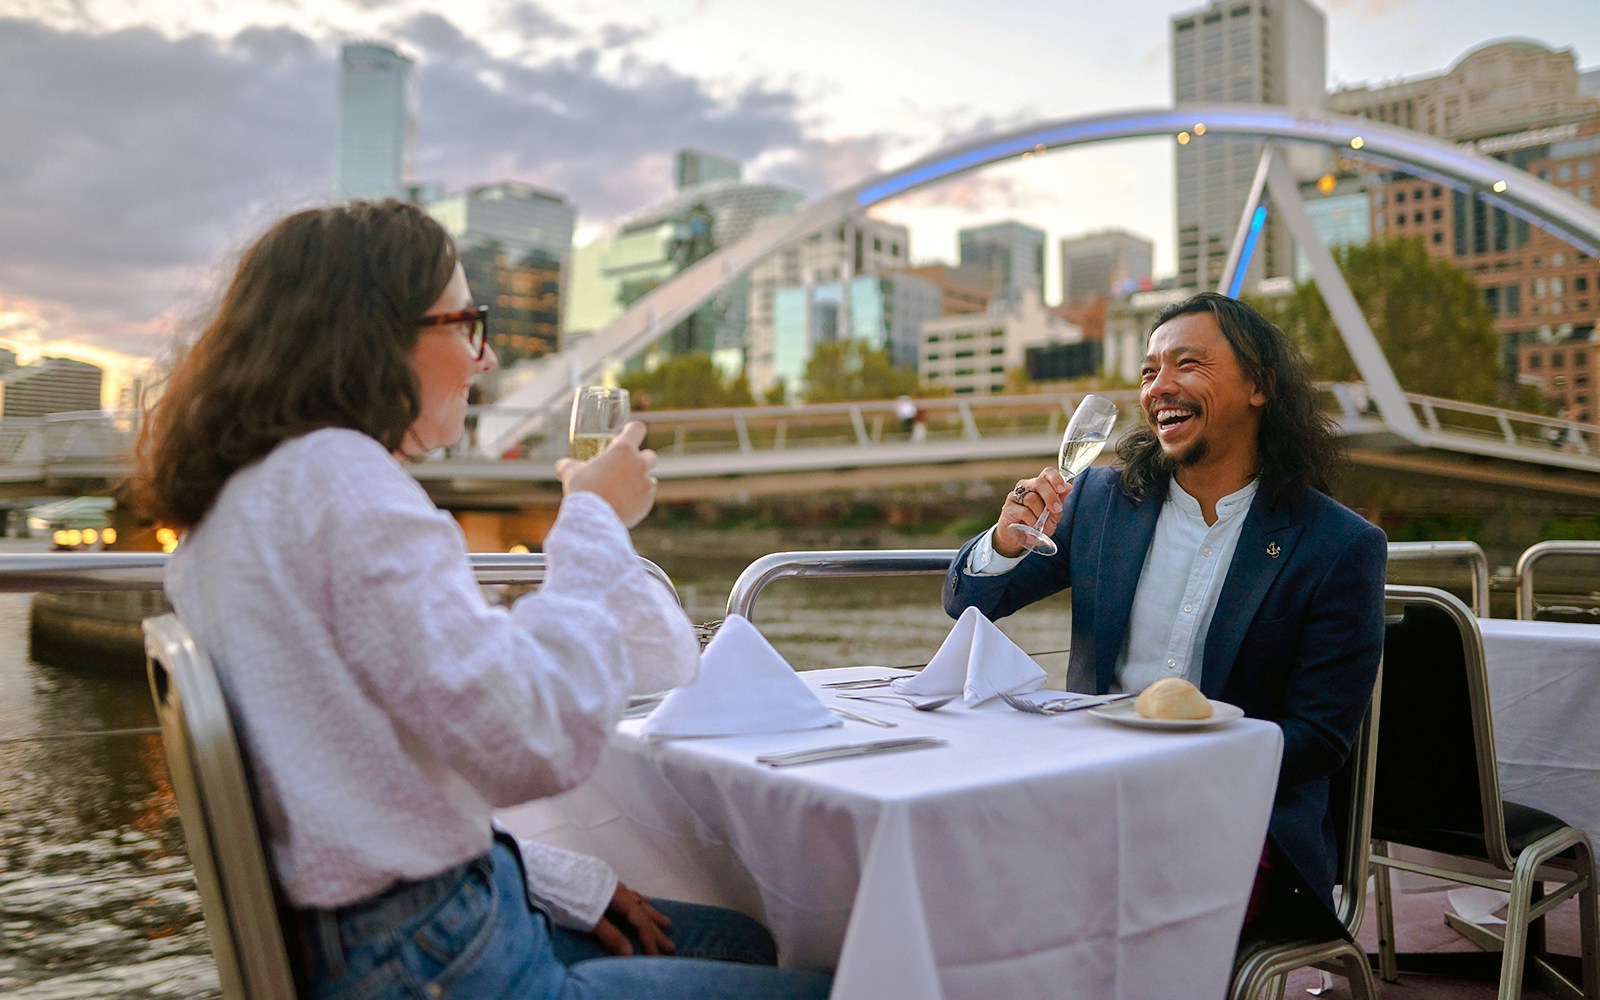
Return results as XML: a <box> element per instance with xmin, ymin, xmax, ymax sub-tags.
<box><xmin>502</xmin><ymin>667</ymin><xmax>1284</xmax><ymax>1000</ymax></box>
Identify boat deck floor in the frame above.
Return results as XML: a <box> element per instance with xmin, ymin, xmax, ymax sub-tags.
<box><xmin>1281</xmin><ymin>883</ymin><xmax>1589</xmax><ymax>998</ymax></box>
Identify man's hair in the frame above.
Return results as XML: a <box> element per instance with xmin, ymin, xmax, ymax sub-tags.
<box><xmin>129</xmin><ymin>199</ymin><xmax>457</xmax><ymax>528</ymax></box>
<box><xmin>1115</xmin><ymin>291</ymin><xmax>1341</xmax><ymax>505</ymax></box>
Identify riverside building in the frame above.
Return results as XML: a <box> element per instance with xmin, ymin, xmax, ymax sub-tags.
<box><xmin>1331</xmin><ymin>40</ymin><xmax>1600</xmax><ymax>397</ymax></box>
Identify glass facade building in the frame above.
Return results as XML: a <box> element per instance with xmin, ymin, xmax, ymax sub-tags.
<box><xmin>335</xmin><ymin>43</ymin><xmax>417</xmax><ymax>202</ymax></box>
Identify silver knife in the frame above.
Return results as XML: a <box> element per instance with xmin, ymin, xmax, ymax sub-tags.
<box><xmin>829</xmin><ymin>705</ymin><xmax>897</xmax><ymax>728</ymax></box>
<box><xmin>756</xmin><ymin>736</ymin><xmax>947</xmax><ymax>767</ymax></box>
<box><xmin>1044</xmin><ymin>692</ymin><xmax>1139</xmax><ymax>713</ymax></box>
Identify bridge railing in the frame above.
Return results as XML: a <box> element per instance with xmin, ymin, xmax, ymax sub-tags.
<box><xmin>2</xmin><ymin>387</ymin><xmax>1599</xmax><ymax>474</ymax></box>
<box><xmin>0</xmin><ymin>418</ymin><xmax>44</xmax><ymax>463</ymax></box>
<box><xmin>462</xmin><ymin>391</ymin><xmax>1149</xmax><ymax>461</ymax></box>
<box><xmin>42</xmin><ymin>410</ymin><xmax>141</xmax><ymax>463</ymax></box>
<box><xmin>1405</xmin><ymin>392</ymin><xmax>1597</xmax><ymax>457</ymax></box>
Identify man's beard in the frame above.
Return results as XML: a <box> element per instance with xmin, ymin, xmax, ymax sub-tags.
<box><xmin>1157</xmin><ymin>434</ymin><xmax>1209</xmax><ymax>471</ymax></box>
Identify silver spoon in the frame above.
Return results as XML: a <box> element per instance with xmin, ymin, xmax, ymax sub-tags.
<box><xmin>838</xmin><ymin>691</ymin><xmax>956</xmax><ymax>711</ymax></box>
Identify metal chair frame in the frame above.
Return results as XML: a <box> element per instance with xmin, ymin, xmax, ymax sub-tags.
<box><xmin>145</xmin><ymin>613</ymin><xmax>299</xmax><ymax>999</ymax></box>
<box><xmin>1371</xmin><ymin>585</ymin><xmax>1599</xmax><ymax>1000</ymax></box>
<box><xmin>1229</xmin><ymin>671</ymin><xmax>1381</xmax><ymax>1000</ymax></box>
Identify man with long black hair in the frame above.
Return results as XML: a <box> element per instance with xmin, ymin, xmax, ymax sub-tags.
<box><xmin>945</xmin><ymin>291</ymin><xmax>1385</xmax><ymax>934</ymax></box>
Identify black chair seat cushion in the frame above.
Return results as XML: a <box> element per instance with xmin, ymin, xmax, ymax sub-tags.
<box><xmin>1373</xmin><ymin>799</ymin><xmax>1576</xmax><ymax>861</ymax></box>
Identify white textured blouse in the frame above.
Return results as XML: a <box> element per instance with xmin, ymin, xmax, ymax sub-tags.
<box><xmin>165</xmin><ymin>428</ymin><xmax>698</xmax><ymax>926</ymax></box>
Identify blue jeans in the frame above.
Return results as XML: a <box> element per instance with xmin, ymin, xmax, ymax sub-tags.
<box><xmin>297</xmin><ymin>838</ymin><xmax>833</xmax><ymax>1000</ymax></box>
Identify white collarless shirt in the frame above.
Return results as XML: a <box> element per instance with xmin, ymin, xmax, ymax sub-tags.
<box><xmin>1114</xmin><ymin>477</ymin><xmax>1256</xmax><ymax>693</ymax></box>
<box><xmin>966</xmin><ymin>476</ymin><xmax>1257</xmax><ymax>694</ymax></box>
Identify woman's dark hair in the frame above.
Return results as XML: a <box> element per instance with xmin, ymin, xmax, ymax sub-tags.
<box><xmin>129</xmin><ymin>199</ymin><xmax>457</xmax><ymax>528</ymax></box>
<box><xmin>1115</xmin><ymin>291</ymin><xmax>1341</xmax><ymax>505</ymax></box>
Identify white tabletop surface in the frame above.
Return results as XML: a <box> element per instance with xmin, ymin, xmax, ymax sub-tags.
<box><xmin>502</xmin><ymin>666</ymin><xmax>1284</xmax><ymax>1000</ymax></box>
<box><xmin>1479</xmin><ymin>617</ymin><xmax>1600</xmax><ymax>854</ymax></box>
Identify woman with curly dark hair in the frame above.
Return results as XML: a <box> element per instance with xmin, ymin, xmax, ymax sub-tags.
<box><xmin>131</xmin><ymin>200</ymin><xmax>830</xmax><ymax>1000</ymax></box>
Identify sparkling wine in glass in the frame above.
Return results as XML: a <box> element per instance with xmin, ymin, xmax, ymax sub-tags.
<box><xmin>1008</xmin><ymin>394</ymin><xmax>1119</xmax><ymax>556</ymax></box>
<box><xmin>569</xmin><ymin>386</ymin><xmax>630</xmax><ymax>460</ymax></box>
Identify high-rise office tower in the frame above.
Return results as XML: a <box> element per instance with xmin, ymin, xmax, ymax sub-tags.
<box><xmin>747</xmin><ymin>213</ymin><xmax>911</xmax><ymax>393</ymax></box>
<box><xmin>336</xmin><ymin>42</ymin><xmax>417</xmax><ymax>201</ymax></box>
<box><xmin>1060</xmin><ymin>229</ymin><xmax>1154</xmax><ymax>302</ymax></box>
<box><xmin>1171</xmin><ymin>0</ymin><xmax>1327</xmax><ymax>290</ymax></box>
<box><xmin>426</xmin><ymin>182</ymin><xmax>576</xmax><ymax>263</ymax></box>
<box><xmin>958</xmin><ymin>221</ymin><xmax>1046</xmax><ymax>303</ymax></box>
<box><xmin>676</xmin><ymin>149</ymin><xmax>743</xmax><ymax>190</ymax></box>
<box><xmin>425</xmin><ymin>182</ymin><xmax>578</xmax><ymax>364</ymax></box>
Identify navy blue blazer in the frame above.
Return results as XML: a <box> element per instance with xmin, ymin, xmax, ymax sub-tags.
<box><xmin>944</xmin><ymin>466</ymin><xmax>1386</xmax><ymax>912</ymax></box>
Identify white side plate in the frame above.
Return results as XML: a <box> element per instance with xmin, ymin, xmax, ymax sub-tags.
<box><xmin>1087</xmin><ymin>699</ymin><xmax>1245</xmax><ymax>730</ymax></box>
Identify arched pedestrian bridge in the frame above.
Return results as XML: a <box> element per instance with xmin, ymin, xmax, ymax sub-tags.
<box><xmin>475</xmin><ymin>102</ymin><xmax>1600</xmax><ymax>465</ymax></box>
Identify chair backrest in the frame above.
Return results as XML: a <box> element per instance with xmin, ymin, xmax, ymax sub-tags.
<box><xmin>1374</xmin><ymin>585</ymin><xmax>1512</xmax><ymax>869</ymax></box>
<box><xmin>1326</xmin><ymin>665</ymin><xmax>1380</xmax><ymax>934</ymax></box>
<box><xmin>144</xmin><ymin>613</ymin><xmax>298</xmax><ymax>999</ymax></box>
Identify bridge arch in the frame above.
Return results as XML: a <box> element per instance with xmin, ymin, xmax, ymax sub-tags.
<box><xmin>482</xmin><ymin>103</ymin><xmax>1600</xmax><ymax>456</ymax></box>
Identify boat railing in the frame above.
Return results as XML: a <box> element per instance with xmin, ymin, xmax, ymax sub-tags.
<box><xmin>1384</xmin><ymin>541</ymin><xmax>1490</xmax><ymax>617</ymax></box>
<box><xmin>726</xmin><ymin>549</ymin><xmax>960</xmax><ymax>622</ymax></box>
<box><xmin>727</xmin><ymin>541</ymin><xmax>1496</xmax><ymax>622</ymax></box>
<box><xmin>1515</xmin><ymin>540</ymin><xmax>1600</xmax><ymax>621</ymax></box>
<box><xmin>0</xmin><ymin>551</ymin><xmax>679</xmax><ymax>602</ymax></box>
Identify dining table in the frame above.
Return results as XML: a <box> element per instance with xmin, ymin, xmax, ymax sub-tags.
<box><xmin>1387</xmin><ymin>617</ymin><xmax>1600</xmax><ymax>930</ymax></box>
<box><xmin>1478</xmin><ymin>617</ymin><xmax>1600</xmax><ymax>855</ymax></box>
<box><xmin>500</xmin><ymin>667</ymin><xmax>1284</xmax><ymax>1000</ymax></box>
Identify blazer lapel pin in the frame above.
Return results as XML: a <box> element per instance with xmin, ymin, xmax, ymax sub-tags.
<box><xmin>1266</xmin><ymin>541</ymin><xmax>1281</xmax><ymax>559</ymax></box>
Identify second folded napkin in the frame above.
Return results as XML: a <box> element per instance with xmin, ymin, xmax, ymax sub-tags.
<box><xmin>641</xmin><ymin>614</ymin><xmax>840</xmax><ymax>738</ymax></box>
<box><xmin>894</xmin><ymin>606</ymin><xmax>1047</xmax><ymax>706</ymax></box>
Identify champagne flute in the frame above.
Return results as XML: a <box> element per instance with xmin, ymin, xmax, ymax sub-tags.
<box><xmin>1008</xmin><ymin>394</ymin><xmax>1119</xmax><ymax>556</ymax></box>
<box><xmin>569</xmin><ymin>386</ymin><xmax>630</xmax><ymax>460</ymax></box>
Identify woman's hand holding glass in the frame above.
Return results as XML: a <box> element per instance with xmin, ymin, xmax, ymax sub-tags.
<box><xmin>555</xmin><ymin>421</ymin><xmax>658</xmax><ymax>528</ymax></box>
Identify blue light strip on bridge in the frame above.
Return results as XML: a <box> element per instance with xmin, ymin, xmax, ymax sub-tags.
<box><xmin>853</xmin><ymin>119</ymin><xmax>1145</xmax><ymax>206</ymax></box>
<box><xmin>1228</xmin><ymin>205</ymin><xmax>1268</xmax><ymax>298</ymax></box>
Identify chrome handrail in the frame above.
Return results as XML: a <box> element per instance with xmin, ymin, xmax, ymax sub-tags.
<box><xmin>1514</xmin><ymin>540</ymin><xmax>1600</xmax><ymax>621</ymax></box>
<box><xmin>0</xmin><ymin>551</ymin><xmax>680</xmax><ymax>603</ymax></box>
<box><xmin>1385</xmin><ymin>541</ymin><xmax>1490</xmax><ymax>618</ymax></box>
<box><xmin>727</xmin><ymin>541</ymin><xmax>1495</xmax><ymax>622</ymax></box>
<box><xmin>726</xmin><ymin>549</ymin><xmax>958</xmax><ymax>621</ymax></box>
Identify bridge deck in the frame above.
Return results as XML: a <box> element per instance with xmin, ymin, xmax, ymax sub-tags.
<box><xmin>1</xmin><ymin>387</ymin><xmax>1597</xmax><ymax>503</ymax></box>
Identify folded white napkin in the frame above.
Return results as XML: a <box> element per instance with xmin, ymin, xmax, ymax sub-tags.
<box><xmin>641</xmin><ymin>614</ymin><xmax>840</xmax><ymax>738</ymax></box>
<box><xmin>894</xmin><ymin>606</ymin><xmax>1047</xmax><ymax>706</ymax></box>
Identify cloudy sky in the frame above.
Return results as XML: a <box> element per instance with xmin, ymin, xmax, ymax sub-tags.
<box><xmin>1</xmin><ymin>0</ymin><xmax>1597</xmax><ymax>367</ymax></box>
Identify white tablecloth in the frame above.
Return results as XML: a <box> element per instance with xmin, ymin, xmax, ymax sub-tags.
<box><xmin>502</xmin><ymin>667</ymin><xmax>1283</xmax><ymax>1000</ymax></box>
<box><xmin>1480</xmin><ymin>618</ymin><xmax>1600</xmax><ymax>854</ymax></box>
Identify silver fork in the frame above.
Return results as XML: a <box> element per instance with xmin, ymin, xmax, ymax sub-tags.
<box><xmin>1000</xmin><ymin>691</ymin><xmax>1136</xmax><ymax>715</ymax></box>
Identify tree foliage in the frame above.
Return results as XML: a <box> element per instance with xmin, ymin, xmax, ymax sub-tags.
<box><xmin>617</xmin><ymin>353</ymin><xmax>754</xmax><ymax>409</ymax></box>
<box><xmin>800</xmin><ymin>340</ymin><xmax>922</xmax><ymax>402</ymax></box>
<box><xmin>1252</xmin><ymin>238</ymin><xmax>1500</xmax><ymax>403</ymax></box>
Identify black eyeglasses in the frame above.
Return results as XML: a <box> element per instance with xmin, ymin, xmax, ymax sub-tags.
<box><xmin>418</xmin><ymin>305</ymin><xmax>489</xmax><ymax>360</ymax></box>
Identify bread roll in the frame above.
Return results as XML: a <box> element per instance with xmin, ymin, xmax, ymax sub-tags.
<box><xmin>1134</xmin><ymin>677</ymin><xmax>1213</xmax><ymax>720</ymax></box>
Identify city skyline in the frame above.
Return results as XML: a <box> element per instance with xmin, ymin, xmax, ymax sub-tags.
<box><xmin>1</xmin><ymin>0</ymin><xmax>1598</xmax><ymax>364</ymax></box>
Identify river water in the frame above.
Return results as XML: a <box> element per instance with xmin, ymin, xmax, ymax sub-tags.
<box><xmin>0</xmin><ymin>530</ymin><xmax>1071</xmax><ymax>998</ymax></box>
